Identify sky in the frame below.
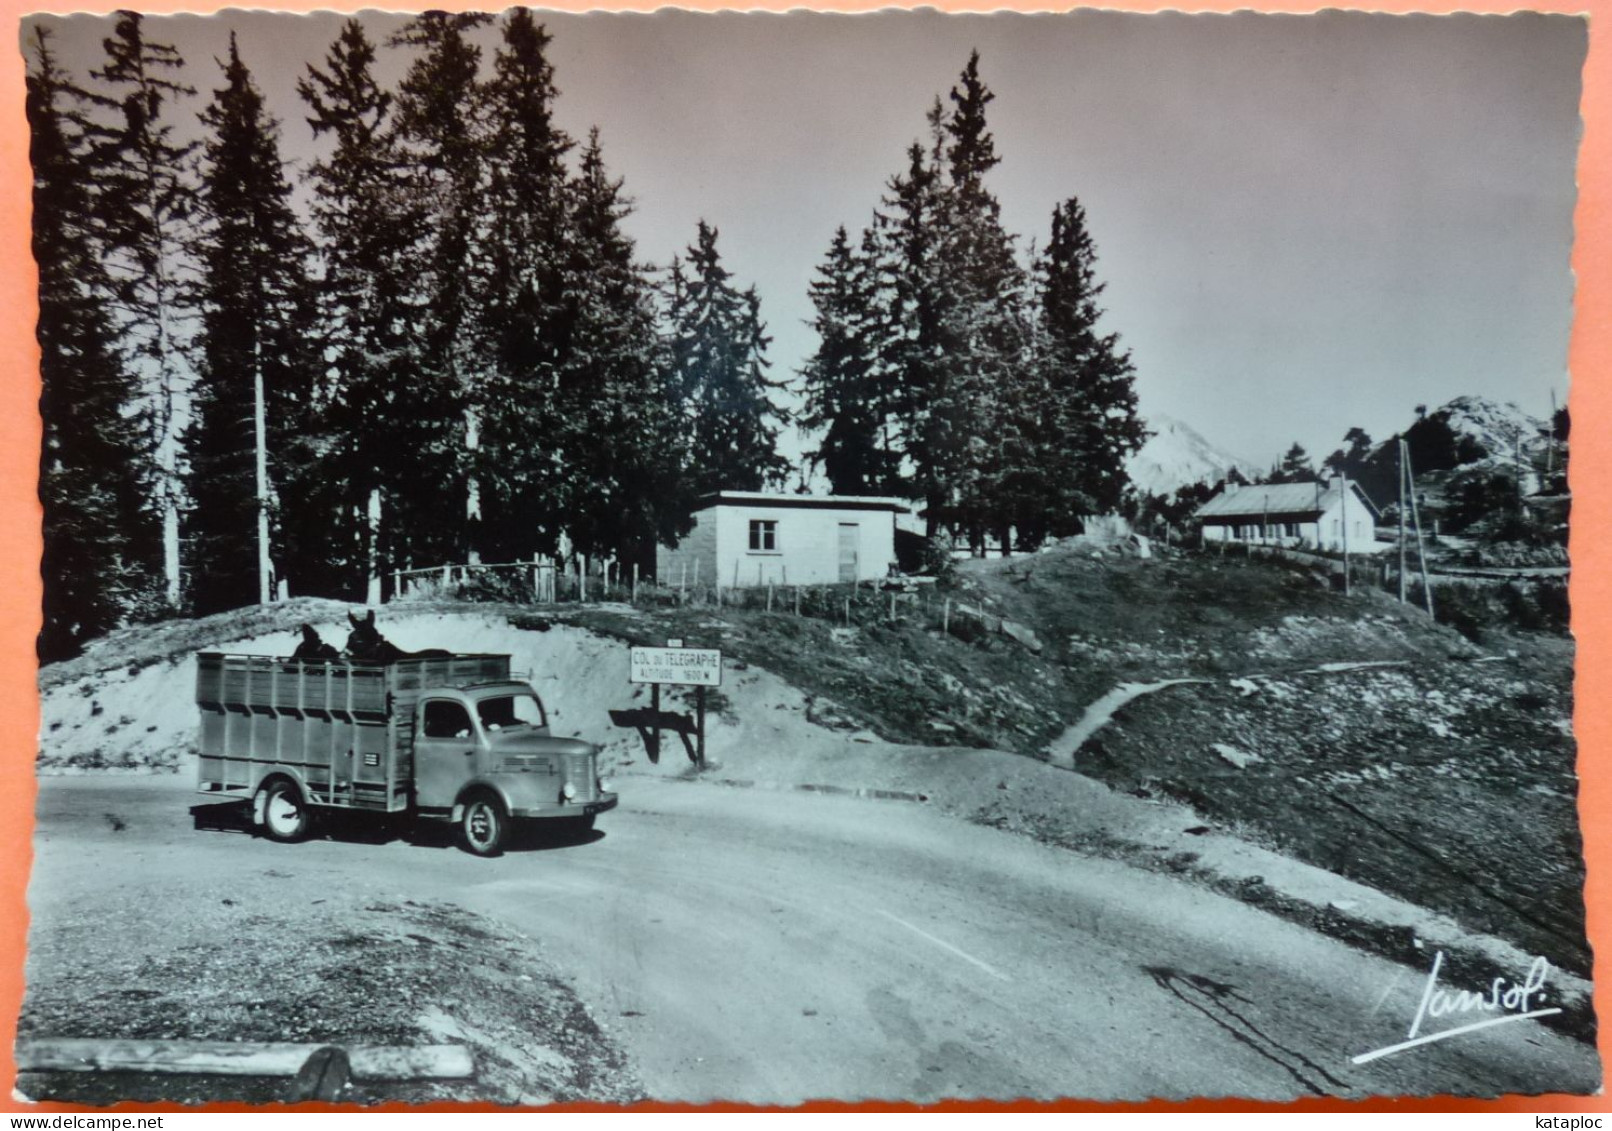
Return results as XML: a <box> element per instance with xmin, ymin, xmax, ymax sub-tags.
<box><xmin>22</xmin><ymin>7</ymin><xmax>1587</xmax><ymax>472</ymax></box>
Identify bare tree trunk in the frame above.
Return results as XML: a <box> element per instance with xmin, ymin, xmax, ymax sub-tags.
<box><xmin>254</xmin><ymin>362</ymin><xmax>271</xmax><ymax>605</ymax></box>
<box><xmin>365</xmin><ymin>488</ymin><xmax>383</xmax><ymax>605</ymax></box>
<box><xmin>464</xmin><ymin>406</ymin><xmax>481</xmax><ymax>565</ymax></box>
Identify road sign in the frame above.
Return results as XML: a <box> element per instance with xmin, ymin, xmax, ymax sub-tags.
<box><xmin>630</xmin><ymin>646</ymin><xmax>722</xmax><ymax>687</ymax></box>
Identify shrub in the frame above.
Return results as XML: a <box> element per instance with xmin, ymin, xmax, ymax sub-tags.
<box><xmin>923</xmin><ymin>538</ymin><xmax>959</xmax><ymax>586</ymax></box>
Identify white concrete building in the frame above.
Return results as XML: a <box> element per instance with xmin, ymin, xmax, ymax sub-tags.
<box><xmin>657</xmin><ymin>492</ymin><xmax>909</xmax><ymax>587</ymax></box>
<box><xmin>1195</xmin><ymin>478</ymin><xmax>1380</xmax><ymax>554</ymax></box>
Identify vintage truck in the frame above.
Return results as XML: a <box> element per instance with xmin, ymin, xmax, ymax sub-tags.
<box><xmin>194</xmin><ymin>651</ymin><xmax>616</xmax><ymax>855</ymax></box>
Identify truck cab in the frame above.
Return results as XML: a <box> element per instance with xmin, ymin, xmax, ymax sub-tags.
<box><xmin>414</xmin><ymin>682</ymin><xmax>617</xmax><ymax>845</ymax></box>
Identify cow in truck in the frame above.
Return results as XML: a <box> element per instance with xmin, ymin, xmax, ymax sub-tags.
<box><xmin>194</xmin><ymin>650</ymin><xmax>617</xmax><ymax>856</ymax></box>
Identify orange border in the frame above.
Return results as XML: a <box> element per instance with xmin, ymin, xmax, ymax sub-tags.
<box><xmin>0</xmin><ymin>0</ymin><xmax>1607</xmax><ymax>1115</ymax></box>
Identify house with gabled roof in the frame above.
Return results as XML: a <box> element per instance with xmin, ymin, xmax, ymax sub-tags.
<box><xmin>1194</xmin><ymin>477</ymin><xmax>1380</xmax><ymax>554</ymax></box>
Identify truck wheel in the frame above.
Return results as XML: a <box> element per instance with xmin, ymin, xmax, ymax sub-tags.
<box><xmin>259</xmin><ymin>779</ymin><xmax>310</xmax><ymax>843</ymax></box>
<box><xmin>459</xmin><ymin>794</ymin><xmax>507</xmax><ymax>857</ymax></box>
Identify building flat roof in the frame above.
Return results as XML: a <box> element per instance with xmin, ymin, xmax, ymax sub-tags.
<box><xmin>696</xmin><ymin>491</ymin><xmax>911</xmax><ymax>514</ymax></box>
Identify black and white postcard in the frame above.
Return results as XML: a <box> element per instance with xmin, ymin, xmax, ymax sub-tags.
<box><xmin>13</xmin><ymin>6</ymin><xmax>1597</xmax><ymax>1105</ymax></box>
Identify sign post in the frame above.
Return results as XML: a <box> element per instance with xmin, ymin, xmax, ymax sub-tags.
<box><xmin>629</xmin><ymin>643</ymin><xmax>722</xmax><ymax>769</ymax></box>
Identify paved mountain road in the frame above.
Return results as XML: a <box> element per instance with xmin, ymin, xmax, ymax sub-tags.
<box><xmin>26</xmin><ymin>776</ymin><xmax>1600</xmax><ymax>1104</ymax></box>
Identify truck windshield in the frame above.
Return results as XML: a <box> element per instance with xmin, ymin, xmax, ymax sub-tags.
<box><xmin>477</xmin><ymin>692</ymin><xmax>547</xmax><ymax>733</ymax></box>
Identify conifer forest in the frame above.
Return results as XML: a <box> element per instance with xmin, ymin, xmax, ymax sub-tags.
<box><xmin>28</xmin><ymin>9</ymin><xmax>1146</xmax><ymax>661</ymax></box>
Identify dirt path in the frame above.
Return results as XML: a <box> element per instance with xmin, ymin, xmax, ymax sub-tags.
<box><xmin>23</xmin><ymin>776</ymin><xmax>1599</xmax><ymax>1105</ymax></box>
<box><xmin>1044</xmin><ymin>679</ymin><xmax>1207</xmax><ymax>767</ymax></box>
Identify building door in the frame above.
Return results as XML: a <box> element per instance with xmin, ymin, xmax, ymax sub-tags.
<box><xmin>838</xmin><ymin>523</ymin><xmax>860</xmax><ymax>582</ymax></box>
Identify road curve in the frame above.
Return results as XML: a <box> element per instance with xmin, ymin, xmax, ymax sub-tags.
<box><xmin>26</xmin><ymin>776</ymin><xmax>1600</xmax><ymax>1105</ymax></box>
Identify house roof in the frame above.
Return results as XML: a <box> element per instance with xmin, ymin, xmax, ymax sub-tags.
<box><xmin>696</xmin><ymin>491</ymin><xmax>911</xmax><ymax>515</ymax></box>
<box><xmin>1195</xmin><ymin>480</ymin><xmax>1380</xmax><ymax>520</ymax></box>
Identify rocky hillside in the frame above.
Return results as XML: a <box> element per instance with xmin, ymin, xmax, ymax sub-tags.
<box><xmin>1371</xmin><ymin>395</ymin><xmax>1551</xmax><ymax>466</ymax></box>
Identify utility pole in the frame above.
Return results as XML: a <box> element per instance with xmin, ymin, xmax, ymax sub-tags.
<box><xmin>1405</xmin><ymin>442</ymin><xmax>1434</xmax><ymax>618</ymax></box>
<box><xmin>1397</xmin><ymin>440</ymin><xmax>1408</xmax><ymax>604</ymax></box>
<box><xmin>1340</xmin><ymin>475</ymin><xmax>1350</xmax><ymax>596</ymax></box>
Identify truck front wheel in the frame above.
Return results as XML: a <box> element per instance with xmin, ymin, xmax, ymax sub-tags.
<box><xmin>459</xmin><ymin>793</ymin><xmax>508</xmax><ymax>857</ymax></box>
<box><xmin>259</xmin><ymin>778</ymin><xmax>310</xmax><ymax>843</ymax></box>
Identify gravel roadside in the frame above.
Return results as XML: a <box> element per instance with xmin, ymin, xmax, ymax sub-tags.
<box><xmin>18</xmin><ymin>856</ymin><xmax>643</xmax><ymax>1106</ymax></box>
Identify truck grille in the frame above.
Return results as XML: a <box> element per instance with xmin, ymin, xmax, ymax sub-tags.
<box><xmin>562</xmin><ymin>751</ymin><xmax>597</xmax><ymax>802</ymax></box>
<box><xmin>495</xmin><ymin>749</ymin><xmax>597</xmax><ymax>801</ymax></box>
<box><xmin>497</xmin><ymin>753</ymin><xmax>554</xmax><ymax>772</ymax></box>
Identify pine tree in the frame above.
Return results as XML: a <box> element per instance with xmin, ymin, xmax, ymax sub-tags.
<box><xmin>556</xmin><ymin>130</ymin><xmax>693</xmax><ymax>569</ymax></box>
<box><xmin>388</xmin><ymin>12</ymin><xmax>491</xmax><ymax>566</ymax></box>
<box><xmin>1268</xmin><ymin>442</ymin><xmax>1317</xmax><ymax>484</ymax></box>
<box><xmin>184</xmin><ymin>34</ymin><xmax>321</xmax><ymax>614</ymax></box>
<box><xmin>844</xmin><ymin>54</ymin><xmax>1146</xmax><ymax>553</ymax></box>
<box><xmin>473</xmin><ymin>8</ymin><xmax>574</xmax><ymax>563</ymax></box>
<box><xmin>870</xmin><ymin>60</ymin><xmax>1033</xmax><ymax>549</ymax></box>
<box><xmin>1028</xmin><ymin>197</ymin><xmax>1147</xmax><ymax>541</ymax></box>
<box><xmin>1323</xmin><ymin>427</ymin><xmax>1373</xmax><ymax>478</ymax></box>
<box><xmin>29</xmin><ymin>28</ymin><xmax>156</xmax><ymax>660</ymax></box>
<box><xmin>875</xmin><ymin>136</ymin><xmax>956</xmax><ymax>533</ymax></box>
<box><xmin>90</xmin><ymin>10</ymin><xmax>198</xmax><ymax>607</ymax></box>
<box><xmin>801</xmin><ymin>224</ymin><xmax>900</xmax><ymax>495</ymax></box>
<box><xmin>300</xmin><ymin>19</ymin><xmax>454</xmax><ymax>597</ymax></box>
<box><xmin>937</xmin><ymin>53</ymin><xmax>1034</xmax><ymax>552</ymax></box>
<box><xmin>665</xmin><ymin>222</ymin><xmax>789</xmax><ymax>496</ymax></box>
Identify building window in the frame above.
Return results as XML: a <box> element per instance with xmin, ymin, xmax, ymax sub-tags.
<box><xmin>1284</xmin><ymin>522</ymin><xmax>1299</xmax><ymax>538</ymax></box>
<box><xmin>749</xmin><ymin>519</ymin><xmax>777</xmax><ymax>552</ymax></box>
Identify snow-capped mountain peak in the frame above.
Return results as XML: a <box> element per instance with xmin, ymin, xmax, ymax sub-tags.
<box><xmin>1126</xmin><ymin>414</ymin><xmax>1254</xmax><ymax>497</ymax></box>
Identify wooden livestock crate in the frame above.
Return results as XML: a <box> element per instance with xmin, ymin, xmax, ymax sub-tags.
<box><xmin>195</xmin><ymin>652</ymin><xmax>512</xmax><ymax>811</ymax></box>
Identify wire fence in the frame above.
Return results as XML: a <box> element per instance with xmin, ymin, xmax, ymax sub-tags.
<box><xmin>386</xmin><ymin>558</ymin><xmax>1019</xmax><ymax>636</ymax></box>
<box><xmin>389</xmin><ymin>539</ymin><xmax>1566</xmax><ymax>644</ymax></box>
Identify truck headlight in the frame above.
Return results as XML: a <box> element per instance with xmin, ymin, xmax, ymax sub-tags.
<box><xmin>562</xmin><ymin>781</ymin><xmax>577</xmax><ymax>801</ymax></box>
<box><xmin>598</xmin><ymin>777</ymin><xmax>614</xmax><ymax>794</ymax></box>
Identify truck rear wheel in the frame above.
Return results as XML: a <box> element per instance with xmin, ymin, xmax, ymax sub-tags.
<box><xmin>459</xmin><ymin>794</ymin><xmax>507</xmax><ymax>857</ymax></box>
<box><xmin>259</xmin><ymin>778</ymin><xmax>310</xmax><ymax>843</ymax></box>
